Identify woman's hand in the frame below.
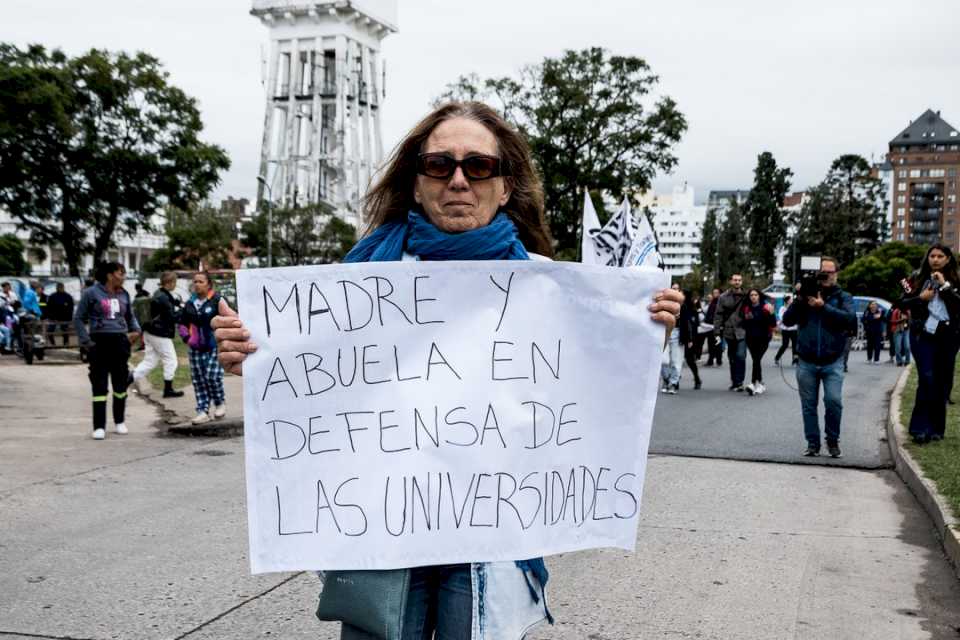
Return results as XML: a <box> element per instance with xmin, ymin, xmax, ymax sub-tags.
<box><xmin>932</xmin><ymin>272</ymin><xmax>946</xmax><ymax>287</ymax></box>
<box><xmin>212</xmin><ymin>298</ymin><xmax>256</xmax><ymax>376</ymax></box>
<box><xmin>919</xmin><ymin>286</ymin><xmax>935</xmax><ymax>302</ymax></box>
<box><xmin>649</xmin><ymin>288</ymin><xmax>683</xmax><ymax>334</ymax></box>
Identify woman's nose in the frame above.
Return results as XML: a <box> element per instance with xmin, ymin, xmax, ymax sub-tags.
<box><xmin>447</xmin><ymin>166</ymin><xmax>470</xmax><ymax>189</ymax></box>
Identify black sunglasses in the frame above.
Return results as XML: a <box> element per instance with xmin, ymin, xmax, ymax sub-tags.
<box><xmin>416</xmin><ymin>153</ymin><xmax>505</xmax><ymax>181</ymax></box>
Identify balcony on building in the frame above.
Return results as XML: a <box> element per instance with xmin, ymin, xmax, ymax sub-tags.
<box><xmin>912</xmin><ymin>209</ymin><xmax>941</xmax><ymax>222</ymax></box>
<box><xmin>911</xmin><ymin>221</ymin><xmax>940</xmax><ymax>233</ymax></box>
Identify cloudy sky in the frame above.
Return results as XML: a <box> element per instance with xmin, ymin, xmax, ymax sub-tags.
<box><xmin>4</xmin><ymin>0</ymin><xmax>959</xmax><ymax>205</ymax></box>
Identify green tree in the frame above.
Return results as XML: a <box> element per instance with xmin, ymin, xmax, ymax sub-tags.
<box><xmin>743</xmin><ymin>152</ymin><xmax>792</xmax><ymax>278</ymax></box>
<box><xmin>142</xmin><ymin>205</ymin><xmax>234</xmax><ymax>272</ymax></box>
<box><xmin>699</xmin><ymin>208</ymin><xmax>721</xmax><ymax>283</ymax></box>
<box><xmin>717</xmin><ymin>198</ymin><xmax>751</xmax><ymax>281</ymax></box>
<box><xmin>838</xmin><ymin>242</ymin><xmax>925</xmax><ymax>302</ymax></box>
<box><xmin>0</xmin><ymin>44</ymin><xmax>230</xmax><ymax>275</ymax></box>
<box><xmin>0</xmin><ymin>233</ymin><xmax>27</xmax><ymax>275</ymax></box>
<box><xmin>241</xmin><ymin>203</ymin><xmax>356</xmax><ymax>266</ymax></box>
<box><xmin>789</xmin><ymin>155</ymin><xmax>888</xmax><ymax>272</ymax></box>
<box><xmin>435</xmin><ymin>47</ymin><xmax>687</xmax><ymax>256</ymax></box>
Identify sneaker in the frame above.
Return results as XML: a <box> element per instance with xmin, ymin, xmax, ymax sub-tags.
<box><xmin>745</xmin><ymin>383</ymin><xmax>756</xmax><ymax>396</ymax></box>
<box><xmin>694</xmin><ymin>380</ymin><xmax>702</xmax><ymax>390</ymax></box>
<box><xmin>803</xmin><ymin>445</ymin><xmax>820</xmax><ymax>457</ymax></box>
<box><xmin>213</xmin><ymin>404</ymin><xmax>226</xmax><ymax>419</ymax></box>
<box><xmin>827</xmin><ymin>443</ymin><xmax>842</xmax><ymax>458</ymax></box>
<box><xmin>774</xmin><ymin>358</ymin><xmax>781</xmax><ymax>366</ymax></box>
<box><xmin>754</xmin><ymin>382</ymin><xmax>765</xmax><ymax>395</ymax></box>
<box><xmin>114</xmin><ymin>423</ymin><xmax>128</xmax><ymax>435</ymax></box>
<box><xmin>734</xmin><ymin>385</ymin><xmax>744</xmax><ymax>392</ymax></box>
<box><xmin>661</xmin><ymin>385</ymin><xmax>669</xmax><ymax>394</ymax></box>
<box><xmin>92</xmin><ymin>428</ymin><xmax>105</xmax><ymax>440</ymax></box>
<box><xmin>163</xmin><ymin>387</ymin><xmax>185</xmax><ymax>398</ymax></box>
<box><xmin>191</xmin><ymin>412</ymin><xmax>212</xmax><ymax>425</ymax></box>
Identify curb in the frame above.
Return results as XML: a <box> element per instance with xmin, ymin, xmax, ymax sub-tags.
<box><xmin>135</xmin><ymin>387</ymin><xmax>243</xmax><ymax>438</ymax></box>
<box><xmin>887</xmin><ymin>366</ymin><xmax>960</xmax><ymax>580</ymax></box>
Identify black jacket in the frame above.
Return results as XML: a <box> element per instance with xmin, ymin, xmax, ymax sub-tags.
<box><xmin>782</xmin><ymin>285</ymin><xmax>857</xmax><ymax>365</ymax></box>
<box><xmin>678</xmin><ymin>304</ymin><xmax>698</xmax><ymax>346</ymax></box>
<box><xmin>900</xmin><ymin>273</ymin><xmax>960</xmax><ymax>337</ymax></box>
<box><xmin>46</xmin><ymin>291</ymin><xmax>74</xmax><ymax>322</ymax></box>
<box><xmin>145</xmin><ymin>288</ymin><xmax>181</xmax><ymax>339</ymax></box>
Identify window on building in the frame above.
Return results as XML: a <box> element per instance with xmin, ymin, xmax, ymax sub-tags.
<box><xmin>898</xmin><ymin>169</ymin><xmax>907</xmax><ymax>178</ymax></box>
<box><xmin>910</xmin><ymin>169</ymin><xmax>921</xmax><ymax>178</ymax></box>
<box><xmin>276</xmin><ymin>52</ymin><xmax>291</xmax><ymax>97</ymax></box>
<box><xmin>898</xmin><ymin>220</ymin><xmax>905</xmax><ymax>228</ymax></box>
<box><xmin>897</xmin><ymin>207</ymin><xmax>905</xmax><ymax>216</ymax></box>
<box><xmin>950</xmin><ymin>194</ymin><xmax>958</xmax><ymax>204</ymax></box>
<box><xmin>931</xmin><ymin>169</ymin><xmax>945</xmax><ymax>178</ymax></box>
<box><xmin>898</xmin><ymin>182</ymin><xmax>907</xmax><ymax>191</ymax></box>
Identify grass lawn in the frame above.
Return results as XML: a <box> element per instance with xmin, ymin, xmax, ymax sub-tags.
<box><xmin>899</xmin><ymin>362</ymin><xmax>960</xmax><ymax>520</ymax></box>
<box><xmin>129</xmin><ymin>337</ymin><xmax>192</xmax><ymax>391</ymax></box>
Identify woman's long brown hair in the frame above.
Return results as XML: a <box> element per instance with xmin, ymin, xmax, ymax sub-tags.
<box><xmin>361</xmin><ymin>101</ymin><xmax>554</xmax><ymax>257</ymax></box>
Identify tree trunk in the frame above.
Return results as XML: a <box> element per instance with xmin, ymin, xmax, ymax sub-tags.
<box><xmin>92</xmin><ymin>202</ymin><xmax>121</xmax><ymax>268</ymax></box>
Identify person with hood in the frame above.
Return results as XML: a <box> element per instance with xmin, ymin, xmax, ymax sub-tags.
<box><xmin>742</xmin><ymin>288</ymin><xmax>776</xmax><ymax>395</ymax></box>
<box><xmin>680</xmin><ymin>290</ymin><xmax>703</xmax><ymax>390</ymax></box>
<box><xmin>179</xmin><ymin>271</ymin><xmax>226</xmax><ymax>425</ymax></box>
<box><xmin>132</xmin><ymin>271</ymin><xmax>184</xmax><ymax>399</ymax></box>
<box><xmin>900</xmin><ymin>244</ymin><xmax>960</xmax><ymax>444</ymax></box>
<box><xmin>783</xmin><ymin>257</ymin><xmax>857</xmax><ymax>458</ymax></box>
<box><xmin>714</xmin><ymin>274</ymin><xmax>748</xmax><ymax>391</ymax></box>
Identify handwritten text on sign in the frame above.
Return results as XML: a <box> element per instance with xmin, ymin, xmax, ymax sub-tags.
<box><xmin>237</xmin><ymin>261</ymin><xmax>667</xmax><ymax>573</ymax></box>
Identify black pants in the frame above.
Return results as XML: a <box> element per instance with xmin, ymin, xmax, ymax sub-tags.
<box><xmin>87</xmin><ymin>333</ymin><xmax>131</xmax><ymax>431</ymax></box>
<box><xmin>47</xmin><ymin>321</ymin><xmax>70</xmax><ymax>346</ymax></box>
<box><xmin>684</xmin><ymin>345</ymin><xmax>701</xmax><ymax>384</ymax></box>
<box><xmin>746</xmin><ymin>336</ymin><xmax>770</xmax><ymax>384</ymax></box>
<box><xmin>866</xmin><ymin>333</ymin><xmax>883</xmax><ymax>362</ymax></box>
<box><xmin>775</xmin><ymin>331</ymin><xmax>796</xmax><ymax>362</ymax></box>
<box><xmin>707</xmin><ymin>334</ymin><xmax>723</xmax><ymax>365</ymax></box>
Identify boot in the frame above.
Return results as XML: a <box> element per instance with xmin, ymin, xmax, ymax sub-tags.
<box><xmin>163</xmin><ymin>380</ymin><xmax>185</xmax><ymax>398</ymax></box>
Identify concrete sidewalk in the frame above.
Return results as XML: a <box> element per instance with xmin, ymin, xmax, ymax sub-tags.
<box><xmin>3</xmin><ymin>358</ymin><xmax>960</xmax><ymax>639</ymax></box>
<box><xmin>135</xmin><ymin>372</ymin><xmax>244</xmax><ymax>435</ymax></box>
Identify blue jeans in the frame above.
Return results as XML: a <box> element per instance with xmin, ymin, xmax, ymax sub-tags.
<box><xmin>661</xmin><ymin>332</ymin><xmax>683</xmax><ymax>386</ymax></box>
<box><xmin>796</xmin><ymin>357</ymin><xmax>845</xmax><ymax>448</ymax></box>
<box><xmin>0</xmin><ymin>324</ymin><xmax>10</xmax><ymax>349</ymax></box>
<box><xmin>726</xmin><ymin>338</ymin><xmax>747</xmax><ymax>386</ymax></box>
<box><xmin>340</xmin><ymin>564</ymin><xmax>473</xmax><ymax>640</ymax></box>
<box><xmin>893</xmin><ymin>331</ymin><xmax>911</xmax><ymax>365</ymax></box>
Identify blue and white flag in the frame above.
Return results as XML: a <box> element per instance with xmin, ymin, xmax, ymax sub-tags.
<box><xmin>583</xmin><ymin>197</ymin><xmax>635</xmax><ymax>267</ymax></box>
<box><xmin>580</xmin><ymin>191</ymin><xmax>604</xmax><ymax>266</ymax></box>
<box><xmin>624</xmin><ymin>208</ymin><xmax>663</xmax><ymax>269</ymax></box>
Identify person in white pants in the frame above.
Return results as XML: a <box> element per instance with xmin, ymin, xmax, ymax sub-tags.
<box><xmin>132</xmin><ymin>271</ymin><xmax>184</xmax><ymax>398</ymax></box>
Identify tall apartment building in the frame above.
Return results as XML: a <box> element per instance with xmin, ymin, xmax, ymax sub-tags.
<box><xmin>887</xmin><ymin>109</ymin><xmax>960</xmax><ymax>247</ymax></box>
<box><xmin>641</xmin><ymin>184</ymin><xmax>707</xmax><ymax>276</ymax></box>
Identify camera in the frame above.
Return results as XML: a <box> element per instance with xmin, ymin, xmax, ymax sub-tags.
<box><xmin>797</xmin><ymin>256</ymin><xmax>827</xmax><ymax>298</ymax></box>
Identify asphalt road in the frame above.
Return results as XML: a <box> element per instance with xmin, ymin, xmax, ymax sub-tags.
<box><xmin>2</xmin><ymin>356</ymin><xmax>959</xmax><ymax>639</ymax></box>
<box><xmin>651</xmin><ymin>348</ymin><xmax>902</xmax><ymax>468</ymax></box>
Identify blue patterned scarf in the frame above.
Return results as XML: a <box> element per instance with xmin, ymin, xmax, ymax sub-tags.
<box><xmin>344</xmin><ymin>210</ymin><xmax>529</xmax><ymax>262</ymax></box>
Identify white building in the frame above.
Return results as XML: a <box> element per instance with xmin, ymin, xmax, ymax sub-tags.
<box><xmin>641</xmin><ymin>184</ymin><xmax>707</xmax><ymax>276</ymax></box>
<box><xmin>0</xmin><ymin>207</ymin><xmax>166</xmax><ymax>277</ymax></box>
<box><xmin>251</xmin><ymin>0</ymin><xmax>397</xmax><ymax>227</ymax></box>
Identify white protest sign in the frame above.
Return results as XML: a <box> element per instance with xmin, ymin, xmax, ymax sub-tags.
<box><xmin>237</xmin><ymin>260</ymin><xmax>668</xmax><ymax>574</ymax></box>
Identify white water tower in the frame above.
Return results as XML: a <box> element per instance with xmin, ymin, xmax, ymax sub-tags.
<box><xmin>251</xmin><ymin>0</ymin><xmax>397</xmax><ymax>227</ymax></box>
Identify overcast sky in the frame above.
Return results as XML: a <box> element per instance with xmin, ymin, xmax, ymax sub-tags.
<box><xmin>4</xmin><ymin>0</ymin><xmax>959</xmax><ymax>205</ymax></box>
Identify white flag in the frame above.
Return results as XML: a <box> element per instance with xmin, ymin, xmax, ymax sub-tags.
<box><xmin>590</xmin><ymin>197</ymin><xmax>635</xmax><ymax>267</ymax></box>
<box><xmin>580</xmin><ymin>191</ymin><xmax>603</xmax><ymax>265</ymax></box>
<box><xmin>625</xmin><ymin>208</ymin><xmax>663</xmax><ymax>269</ymax></box>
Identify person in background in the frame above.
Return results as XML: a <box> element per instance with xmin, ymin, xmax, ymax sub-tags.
<box><xmin>0</xmin><ymin>296</ymin><xmax>13</xmax><ymax>353</ymax></box>
<box><xmin>704</xmin><ymin>287</ymin><xmax>723</xmax><ymax>366</ymax></box>
<box><xmin>861</xmin><ymin>301</ymin><xmax>885</xmax><ymax>364</ymax></box>
<box><xmin>890</xmin><ymin>303</ymin><xmax>911</xmax><ymax>367</ymax></box>
<box><xmin>660</xmin><ymin>282</ymin><xmax>685</xmax><ymax>394</ymax></box>
<box><xmin>46</xmin><ymin>282</ymin><xmax>74</xmax><ymax>346</ymax></box>
<box><xmin>74</xmin><ymin>262</ymin><xmax>141</xmax><ymax>440</ymax></box>
<box><xmin>774</xmin><ymin>294</ymin><xmax>798</xmax><ymax>366</ymax></box>
<box><xmin>34</xmin><ymin>282</ymin><xmax>47</xmax><ymax>318</ymax></box>
<box><xmin>783</xmin><ymin>257</ymin><xmax>856</xmax><ymax>458</ymax></box>
<box><xmin>1</xmin><ymin>281</ymin><xmax>19</xmax><ymax>307</ymax></box>
<box><xmin>714</xmin><ymin>274</ymin><xmax>748</xmax><ymax>391</ymax></box>
<box><xmin>901</xmin><ymin>244</ymin><xmax>960</xmax><ymax>444</ymax></box>
<box><xmin>742</xmin><ymin>288</ymin><xmax>776</xmax><ymax>395</ymax></box>
<box><xmin>680</xmin><ymin>290</ymin><xmax>703</xmax><ymax>390</ymax></box>
<box><xmin>134</xmin><ymin>282</ymin><xmax>150</xmax><ymax>299</ymax></box>
<box><xmin>132</xmin><ymin>271</ymin><xmax>184</xmax><ymax>399</ymax></box>
<box><xmin>20</xmin><ymin>281</ymin><xmax>41</xmax><ymax>317</ymax></box>
<box><xmin>695</xmin><ymin>292</ymin><xmax>713</xmax><ymax>363</ymax></box>
<box><xmin>179</xmin><ymin>272</ymin><xmax>226</xmax><ymax>425</ymax></box>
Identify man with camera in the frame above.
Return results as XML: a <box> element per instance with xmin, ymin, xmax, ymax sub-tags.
<box><xmin>714</xmin><ymin>274</ymin><xmax>748</xmax><ymax>391</ymax></box>
<box><xmin>783</xmin><ymin>257</ymin><xmax>857</xmax><ymax>458</ymax></box>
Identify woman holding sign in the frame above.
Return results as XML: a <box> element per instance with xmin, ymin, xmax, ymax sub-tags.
<box><xmin>213</xmin><ymin>102</ymin><xmax>682</xmax><ymax>640</ymax></box>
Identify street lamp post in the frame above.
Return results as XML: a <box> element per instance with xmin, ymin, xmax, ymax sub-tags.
<box><xmin>256</xmin><ymin>175</ymin><xmax>273</xmax><ymax>268</ymax></box>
